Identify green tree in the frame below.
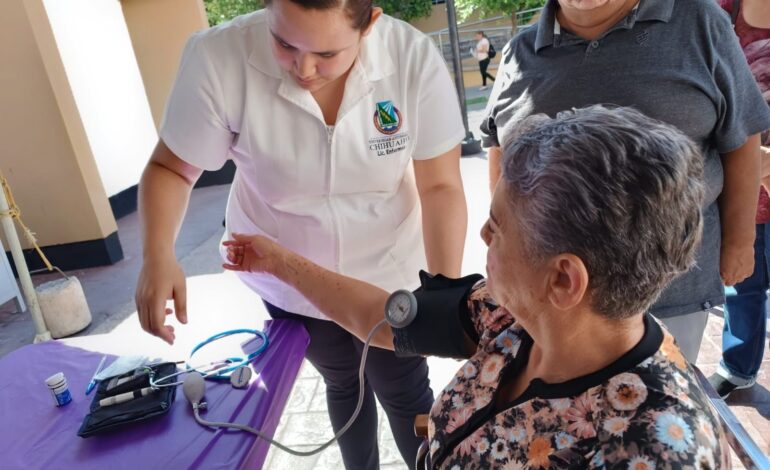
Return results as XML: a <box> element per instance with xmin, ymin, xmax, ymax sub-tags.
<box><xmin>454</xmin><ymin>0</ymin><xmax>546</xmax><ymax>33</ymax></box>
<box><xmin>377</xmin><ymin>0</ymin><xmax>433</xmax><ymax>22</ymax></box>
<box><xmin>203</xmin><ymin>0</ymin><xmax>432</xmax><ymax>27</ymax></box>
<box><xmin>205</xmin><ymin>0</ymin><xmax>262</xmax><ymax>26</ymax></box>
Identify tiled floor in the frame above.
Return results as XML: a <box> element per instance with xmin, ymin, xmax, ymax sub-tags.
<box><xmin>2</xmin><ymin>102</ymin><xmax>769</xmax><ymax>467</ymax></box>
<box><xmin>263</xmin><ymin>362</ymin><xmax>412</xmax><ymax>470</ymax></box>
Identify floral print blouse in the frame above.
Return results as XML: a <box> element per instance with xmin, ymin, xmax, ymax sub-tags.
<box><xmin>424</xmin><ymin>281</ymin><xmax>731</xmax><ymax>469</ymax></box>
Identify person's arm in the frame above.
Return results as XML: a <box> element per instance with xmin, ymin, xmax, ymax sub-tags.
<box><xmin>222</xmin><ymin>234</ymin><xmax>490</xmax><ymax>356</ymax></box>
<box><xmin>135</xmin><ymin>140</ymin><xmax>203</xmax><ymax>344</ymax></box>
<box><xmin>760</xmin><ymin>146</ymin><xmax>770</xmax><ymax>190</ymax></box>
<box><xmin>719</xmin><ymin>134</ymin><xmax>761</xmax><ymax>286</ymax></box>
<box><xmin>743</xmin><ymin>0</ymin><xmax>770</xmax><ymax>28</ymax></box>
<box><xmin>488</xmin><ymin>145</ymin><xmax>503</xmax><ymax>194</ymax></box>
<box><xmin>223</xmin><ymin>234</ymin><xmax>395</xmax><ymax>349</ymax></box>
<box><xmin>413</xmin><ymin>145</ymin><xmax>467</xmax><ymax>277</ymax></box>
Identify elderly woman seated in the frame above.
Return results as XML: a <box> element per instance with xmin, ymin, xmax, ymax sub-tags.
<box><xmin>223</xmin><ymin>106</ymin><xmax>729</xmax><ymax>468</ymax></box>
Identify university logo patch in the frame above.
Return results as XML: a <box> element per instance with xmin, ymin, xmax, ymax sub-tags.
<box><xmin>373</xmin><ymin>100</ymin><xmax>402</xmax><ymax>135</ymax></box>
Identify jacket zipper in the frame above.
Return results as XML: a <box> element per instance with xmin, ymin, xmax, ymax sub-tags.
<box><xmin>326</xmin><ymin>124</ymin><xmax>341</xmax><ymax>271</ymax></box>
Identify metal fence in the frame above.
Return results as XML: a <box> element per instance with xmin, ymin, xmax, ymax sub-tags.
<box><xmin>426</xmin><ymin>7</ymin><xmax>542</xmax><ymax>71</ymax></box>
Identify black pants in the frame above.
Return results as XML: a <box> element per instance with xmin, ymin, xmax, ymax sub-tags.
<box><xmin>266</xmin><ymin>302</ymin><xmax>434</xmax><ymax>470</ymax></box>
<box><xmin>479</xmin><ymin>58</ymin><xmax>495</xmax><ymax>86</ymax></box>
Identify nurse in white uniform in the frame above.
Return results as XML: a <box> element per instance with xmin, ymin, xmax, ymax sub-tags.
<box><xmin>134</xmin><ymin>0</ymin><xmax>467</xmax><ymax>467</ymax></box>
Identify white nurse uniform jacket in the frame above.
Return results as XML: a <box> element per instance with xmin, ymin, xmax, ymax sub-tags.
<box><xmin>161</xmin><ymin>10</ymin><xmax>465</xmax><ymax>319</ymax></box>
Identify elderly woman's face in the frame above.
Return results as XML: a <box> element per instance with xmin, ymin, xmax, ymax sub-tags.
<box><xmin>481</xmin><ymin>184</ymin><xmax>545</xmax><ymax>319</ymax></box>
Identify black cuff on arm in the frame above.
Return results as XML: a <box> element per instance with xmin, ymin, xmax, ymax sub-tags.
<box><xmin>392</xmin><ymin>271</ymin><xmax>484</xmax><ymax>360</ymax></box>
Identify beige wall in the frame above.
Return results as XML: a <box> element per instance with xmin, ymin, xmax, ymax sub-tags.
<box><xmin>410</xmin><ymin>4</ymin><xmax>514</xmax><ymax>34</ymax></box>
<box><xmin>1</xmin><ymin>0</ymin><xmax>207</xmax><ymax>255</ymax></box>
<box><xmin>44</xmin><ymin>0</ymin><xmax>157</xmax><ymax>198</ymax></box>
<box><xmin>121</xmin><ymin>0</ymin><xmax>209</xmax><ymax>130</ymax></box>
<box><xmin>0</xmin><ymin>0</ymin><xmax>117</xmax><ymax>249</ymax></box>
<box><xmin>410</xmin><ymin>3</ymin><xmax>451</xmax><ymax>33</ymax></box>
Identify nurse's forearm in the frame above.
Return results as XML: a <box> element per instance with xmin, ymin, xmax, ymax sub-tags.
<box><xmin>420</xmin><ymin>186</ymin><xmax>467</xmax><ymax>277</ymax></box>
<box><xmin>274</xmin><ymin>251</ymin><xmax>395</xmax><ymax>349</ymax></box>
<box><xmin>140</xmin><ymin>163</ymin><xmax>195</xmax><ymax>259</ymax></box>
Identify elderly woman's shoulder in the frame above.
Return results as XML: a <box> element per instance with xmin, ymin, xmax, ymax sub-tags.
<box><xmin>584</xmin><ymin>344</ymin><xmax>730</xmax><ymax>467</ymax></box>
<box><xmin>466</xmin><ymin>280</ymin><xmax>517</xmax><ymax>336</ymax></box>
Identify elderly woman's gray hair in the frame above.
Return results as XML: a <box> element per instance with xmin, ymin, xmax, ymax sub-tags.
<box><xmin>501</xmin><ymin>105</ymin><xmax>705</xmax><ymax>319</ymax></box>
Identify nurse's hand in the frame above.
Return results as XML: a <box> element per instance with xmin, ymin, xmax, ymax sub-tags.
<box><xmin>222</xmin><ymin>233</ymin><xmax>287</xmax><ymax>275</ymax></box>
<box><xmin>135</xmin><ymin>254</ymin><xmax>187</xmax><ymax>345</ymax></box>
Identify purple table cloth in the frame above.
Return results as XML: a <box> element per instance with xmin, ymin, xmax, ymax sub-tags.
<box><xmin>0</xmin><ymin>319</ymin><xmax>309</xmax><ymax>469</ymax></box>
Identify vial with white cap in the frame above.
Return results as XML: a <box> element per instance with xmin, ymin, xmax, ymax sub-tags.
<box><xmin>45</xmin><ymin>372</ymin><xmax>72</xmax><ymax>407</ymax></box>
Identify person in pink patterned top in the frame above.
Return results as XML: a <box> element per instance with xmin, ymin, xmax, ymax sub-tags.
<box><xmin>710</xmin><ymin>0</ymin><xmax>770</xmax><ymax>398</ymax></box>
<box><xmin>223</xmin><ymin>106</ymin><xmax>730</xmax><ymax>468</ymax></box>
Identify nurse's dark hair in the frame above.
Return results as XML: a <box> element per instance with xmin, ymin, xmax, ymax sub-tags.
<box><xmin>264</xmin><ymin>0</ymin><xmax>374</xmax><ymax>30</ymax></box>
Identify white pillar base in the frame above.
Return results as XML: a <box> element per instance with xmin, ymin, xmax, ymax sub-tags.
<box><xmin>36</xmin><ymin>277</ymin><xmax>92</xmax><ymax>339</ymax></box>
<box><xmin>34</xmin><ymin>331</ymin><xmax>53</xmax><ymax>343</ymax></box>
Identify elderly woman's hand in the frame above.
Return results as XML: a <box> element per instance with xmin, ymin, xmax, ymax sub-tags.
<box><xmin>222</xmin><ymin>233</ymin><xmax>288</xmax><ymax>275</ymax></box>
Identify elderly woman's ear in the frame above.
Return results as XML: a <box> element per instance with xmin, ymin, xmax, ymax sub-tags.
<box><xmin>546</xmin><ymin>254</ymin><xmax>589</xmax><ymax>311</ymax></box>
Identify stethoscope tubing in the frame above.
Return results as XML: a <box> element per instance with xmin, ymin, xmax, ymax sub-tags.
<box><xmin>150</xmin><ymin>328</ymin><xmax>268</xmax><ymax>388</ymax></box>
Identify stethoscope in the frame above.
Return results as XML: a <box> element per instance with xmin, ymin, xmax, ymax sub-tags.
<box><xmin>147</xmin><ymin>328</ymin><xmax>269</xmax><ymax>389</ymax></box>
<box><xmin>181</xmin><ymin>289</ymin><xmax>420</xmax><ymax>457</ymax></box>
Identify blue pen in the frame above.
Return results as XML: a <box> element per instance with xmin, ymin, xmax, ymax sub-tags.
<box><xmin>85</xmin><ymin>356</ymin><xmax>107</xmax><ymax>395</ymax></box>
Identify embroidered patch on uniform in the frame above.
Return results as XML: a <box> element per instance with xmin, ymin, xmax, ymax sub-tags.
<box><xmin>369</xmin><ymin>100</ymin><xmax>410</xmax><ymax>157</ymax></box>
<box><xmin>373</xmin><ymin>100</ymin><xmax>402</xmax><ymax>135</ymax></box>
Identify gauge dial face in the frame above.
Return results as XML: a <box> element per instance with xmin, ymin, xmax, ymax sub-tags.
<box><xmin>230</xmin><ymin>366</ymin><xmax>252</xmax><ymax>389</ymax></box>
<box><xmin>385</xmin><ymin>290</ymin><xmax>417</xmax><ymax>328</ymax></box>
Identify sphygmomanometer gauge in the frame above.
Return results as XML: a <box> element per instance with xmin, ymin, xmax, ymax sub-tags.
<box><xmin>384</xmin><ymin>289</ymin><xmax>417</xmax><ymax>329</ymax></box>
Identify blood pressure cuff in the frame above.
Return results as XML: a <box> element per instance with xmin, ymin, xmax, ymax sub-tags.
<box><xmin>77</xmin><ymin>362</ymin><xmax>177</xmax><ymax>438</ymax></box>
<box><xmin>392</xmin><ymin>271</ymin><xmax>484</xmax><ymax>360</ymax></box>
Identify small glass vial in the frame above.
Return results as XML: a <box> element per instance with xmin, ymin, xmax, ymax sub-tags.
<box><xmin>45</xmin><ymin>372</ymin><xmax>72</xmax><ymax>407</ymax></box>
